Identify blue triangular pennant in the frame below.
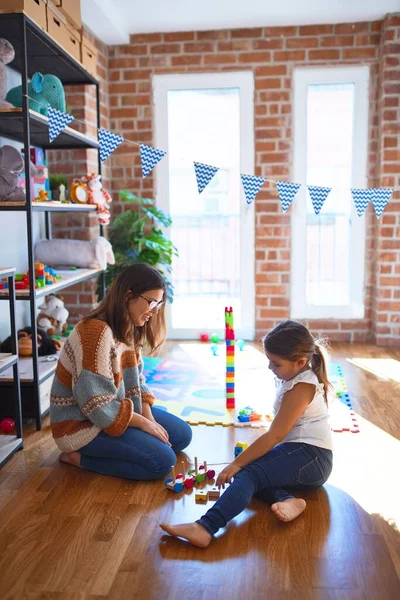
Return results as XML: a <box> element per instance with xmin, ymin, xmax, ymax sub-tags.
<box><xmin>193</xmin><ymin>162</ymin><xmax>219</xmax><ymax>194</ymax></box>
<box><xmin>48</xmin><ymin>107</ymin><xmax>74</xmax><ymax>142</ymax></box>
<box><xmin>308</xmin><ymin>185</ymin><xmax>331</xmax><ymax>215</ymax></box>
<box><xmin>98</xmin><ymin>128</ymin><xmax>124</xmax><ymax>162</ymax></box>
<box><xmin>241</xmin><ymin>175</ymin><xmax>267</xmax><ymax>205</ymax></box>
<box><xmin>351</xmin><ymin>188</ymin><xmax>373</xmax><ymax>217</ymax></box>
<box><xmin>276</xmin><ymin>181</ymin><xmax>301</xmax><ymax>212</ymax></box>
<box><xmin>371</xmin><ymin>188</ymin><xmax>393</xmax><ymax>218</ymax></box>
<box><xmin>140</xmin><ymin>144</ymin><xmax>167</xmax><ymax>178</ymax></box>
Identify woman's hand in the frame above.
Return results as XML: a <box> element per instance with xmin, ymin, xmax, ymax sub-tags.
<box><xmin>129</xmin><ymin>412</ymin><xmax>171</xmax><ymax>445</ymax></box>
<box><xmin>216</xmin><ymin>462</ymin><xmax>242</xmax><ymax>488</ymax></box>
<box><xmin>141</xmin><ymin>402</ymin><xmax>155</xmax><ymax>422</ymax></box>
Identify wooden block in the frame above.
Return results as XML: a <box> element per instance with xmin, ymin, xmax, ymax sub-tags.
<box><xmin>195</xmin><ymin>491</ymin><xmax>208</xmax><ymax>504</ymax></box>
<box><xmin>208</xmin><ymin>487</ymin><xmax>220</xmax><ymax>500</ymax></box>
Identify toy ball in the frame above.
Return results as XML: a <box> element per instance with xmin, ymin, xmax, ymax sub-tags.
<box><xmin>200</xmin><ymin>333</ymin><xmax>209</xmax><ymax>342</ymax></box>
<box><xmin>0</xmin><ymin>417</ymin><xmax>15</xmax><ymax>433</ymax></box>
<box><xmin>211</xmin><ymin>344</ymin><xmax>218</xmax><ymax>356</ymax></box>
<box><xmin>173</xmin><ymin>482</ymin><xmax>184</xmax><ymax>493</ymax></box>
<box><xmin>210</xmin><ymin>332</ymin><xmax>220</xmax><ymax>344</ymax></box>
<box><xmin>206</xmin><ymin>469</ymin><xmax>216</xmax><ymax>479</ymax></box>
<box><xmin>236</xmin><ymin>339</ymin><xmax>245</xmax><ymax>351</ymax></box>
<box><xmin>184</xmin><ymin>477</ymin><xmax>194</xmax><ymax>489</ymax></box>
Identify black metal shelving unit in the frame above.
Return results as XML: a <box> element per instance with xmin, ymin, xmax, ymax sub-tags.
<box><xmin>0</xmin><ymin>13</ymin><xmax>104</xmax><ymax>430</ymax></box>
<box><xmin>0</xmin><ymin>267</ymin><xmax>23</xmax><ymax>467</ymax></box>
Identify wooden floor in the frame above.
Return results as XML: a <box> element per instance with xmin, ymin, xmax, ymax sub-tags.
<box><xmin>0</xmin><ymin>342</ymin><xmax>399</xmax><ymax>599</ymax></box>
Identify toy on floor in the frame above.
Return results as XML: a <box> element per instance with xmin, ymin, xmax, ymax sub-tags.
<box><xmin>0</xmin><ymin>38</ymin><xmax>15</xmax><ymax>108</ymax></box>
<box><xmin>225</xmin><ymin>307</ymin><xmax>235</xmax><ymax>409</ymax></box>
<box><xmin>236</xmin><ymin>339</ymin><xmax>245</xmax><ymax>351</ymax></box>
<box><xmin>195</xmin><ymin>490</ymin><xmax>208</xmax><ymax>504</ymax></box>
<box><xmin>0</xmin><ymin>417</ymin><xmax>15</xmax><ymax>433</ymax></box>
<box><xmin>165</xmin><ymin>464</ymin><xmax>185</xmax><ymax>493</ymax></box>
<box><xmin>188</xmin><ymin>457</ymin><xmax>216</xmax><ymax>483</ymax></box>
<box><xmin>35</xmin><ymin>236</ymin><xmax>115</xmax><ymax>271</ymax></box>
<box><xmin>210</xmin><ymin>332</ymin><xmax>220</xmax><ymax>343</ymax></box>
<box><xmin>234</xmin><ymin>441</ymin><xmax>248</xmax><ymax>457</ymax></box>
<box><xmin>211</xmin><ymin>344</ymin><xmax>218</xmax><ymax>356</ymax></box>
<box><xmin>238</xmin><ymin>406</ymin><xmax>262</xmax><ymax>422</ymax></box>
<box><xmin>200</xmin><ymin>333</ymin><xmax>209</xmax><ymax>342</ymax></box>
<box><xmin>37</xmin><ymin>293</ymin><xmax>69</xmax><ymax>336</ymax></box>
<box><xmin>208</xmin><ymin>486</ymin><xmax>220</xmax><ymax>500</ymax></box>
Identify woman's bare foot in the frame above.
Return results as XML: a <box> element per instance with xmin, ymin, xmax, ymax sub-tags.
<box><xmin>160</xmin><ymin>522</ymin><xmax>212</xmax><ymax>548</ymax></box>
<box><xmin>59</xmin><ymin>451</ymin><xmax>81</xmax><ymax>468</ymax></box>
<box><xmin>271</xmin><ymin>498</ymin><xmax>306</xmax><ymax>522</ymax></box>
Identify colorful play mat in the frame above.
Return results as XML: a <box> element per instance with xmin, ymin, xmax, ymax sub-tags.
<box><xmin>143</xmin><ymin>343</ymin><xmax>359</xmax><ymax>432</ymax></box>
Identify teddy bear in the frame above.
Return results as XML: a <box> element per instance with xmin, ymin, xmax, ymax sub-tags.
<box><xmin>82</xmin><ymin>173</ymin><xmax>112</xmax><ymax>225</ymax></box>
<box><xmin>37</xmin><ymin>294</ymin><xmax>69</xmax><ymax>337</ymax></box>
<box><xmin>0</xmin><ymin>38</ymin><xmax>15</xmax><ymax>108</ymax></box>
<box><xmin>0</xmin><ymin>145</ymin><xmax>40</xmax><ymax>202</ymax></box>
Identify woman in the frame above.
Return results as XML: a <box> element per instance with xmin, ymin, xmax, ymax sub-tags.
<box><xmin>50</xmin><ymin>263</ymin><xmax>192</xmax><ymax>480</ymax></box>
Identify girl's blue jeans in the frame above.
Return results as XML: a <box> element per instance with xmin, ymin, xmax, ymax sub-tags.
<box><xmin>79</xmin><ymin>407</ymin><xmax>192</xmax><ymax>480</ymax></box>
<box><xmin>198</xmin><ymin>442</ymin><xmax>333</xmax><ymax>536</ymax></box>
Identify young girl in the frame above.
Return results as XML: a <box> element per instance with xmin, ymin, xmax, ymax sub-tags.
<box><xmin>160</xmin><ymin>320</ymin><xmax>333</xmax><ymax>547</ymax></box>
<box><xmin>50</xmin><ymin>263</ymin><xmax>192</xmax><ymax>480</ymax></box>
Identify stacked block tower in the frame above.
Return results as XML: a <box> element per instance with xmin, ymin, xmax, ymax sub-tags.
<box><xmin>225</xmin><ymin>306</ymin><xmax>235</xmax><ymax>409</ymax></box>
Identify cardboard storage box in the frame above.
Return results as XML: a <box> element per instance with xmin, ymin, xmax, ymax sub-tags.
<box><xmin>0</xmin><ymin>0</ymin><xmax>47</xmax><ymax>30</ymax></box>
<box><xmin>53</xmin><ymin>0</ymin><xmax>81</xmax><ymax>30</ymax></box>
<box><xmin>81</xmin><ymin>34</ymin><xmax>97</xmax><ymax>77</ymax></box>
<box><xmin>47</xmin><ymin>2</ymin><xmax>81</xmax><ymax>61</ymax></box>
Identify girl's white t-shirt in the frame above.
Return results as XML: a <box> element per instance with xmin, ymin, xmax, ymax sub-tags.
<box><xmin>273</xmin><ymin>369</ymin><xmax>333</xmax><ymax>451</ymax></box>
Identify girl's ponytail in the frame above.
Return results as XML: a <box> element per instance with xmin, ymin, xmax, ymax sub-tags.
<box><xmin>311</xmin><ymin>340</ymin><xmax>332</xmax><ymax>405</ymax></box>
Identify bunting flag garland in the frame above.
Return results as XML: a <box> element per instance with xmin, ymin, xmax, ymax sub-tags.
<box><xmin>193</xmin><ymin>162</ymin><xmax>219</xmax><ymax>194</ymax></box>
<box><xmin>98</xmin><ymin>128</ymin><xmax>124</xmax><ymax>162</ymax></box>
<box><xmin>140</xmin><ymin>143</ymin><xmax>167</xmax><ymax>178</ymax></box>
<box><xmin>371</xmin><ymin>188</ymin><xmax>393</xmax><ymax>218</ymax></box>
<box><xmin>276</xmin><ymin>181</ymin><xmax>301</xmax><ymax>212</ymax></box>
<box><xmin>308</xmin><ymin>185</ymin><xmax>331</xmax><ymax>215</ymax></box>
<box><xmin>48</xmin><ymin>107</ymin><xmax>74</xmax><ymax>142</ymax></box>
<box><xmin>351</xmin><ymin>188</ymin><xmax>373</xmax><ymax>217</ymax></box>
<box><xmin>241</xmin><ymin>175</ymin><xmax>267</xmax><ymax>205</ymax></box>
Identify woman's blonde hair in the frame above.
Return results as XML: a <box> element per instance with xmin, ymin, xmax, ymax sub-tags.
<box><xmin>263</xmin><ymin>319</ymin><xmax>332</xmax><ymax>404</ymax></box>
<box><xmin>85</xmin><ymin>264</ymin><xmax>167</xmax><ymax>353</ymax></box>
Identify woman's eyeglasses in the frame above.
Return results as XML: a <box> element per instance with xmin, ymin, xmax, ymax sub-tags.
<box><xmin>138</xmin><ymin>294</ymin><xmax>164</xmax><ymax>311</ymax></box>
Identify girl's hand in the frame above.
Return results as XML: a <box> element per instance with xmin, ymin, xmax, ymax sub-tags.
<box><xmin>216</xmin><ymin>462</ymin><xmax>242</xmax><ymax>488</ymax></box>
<box><xmin>141</xmin><ymin>402</ymin><xmax>155</xmax><ymax>422</ymax></box>
<box><xmin>139</xmin><ymin>417</ymin><xmax>171</xmax><ymax>446</ymax></box>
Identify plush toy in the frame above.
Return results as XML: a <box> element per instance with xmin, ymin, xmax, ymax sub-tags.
<box><xmin>6</xmin><ymin>72</ymin><xmax>66</xmax><ymax>116</ymax></box>
<box><xmin>37</xmin><ymin>293</ymin><xmax>69</xmax><ymax>336</ymax></box>
<box><xmin>0</xmin><ymin>38</ymin><xmax>15</xmax><ymax>108</ymax></box>
<box><xmin>0</xmin><ymin>145</ymin><xmax>40</xmax><ymax>202</ymax></box>
<box><xmin>35</xmin><ymin>236</ymin><xmax>115</xmax><ymax>271</ymax></box>
<box><xmin>0</xmin><ymin>326</ymin><xmax>61</xmax><ymax>357</ymax></box>
<box><xmin>83</xmin><ymin>173</ymin><xmax>112</xmax><ymax>225</ymax></box>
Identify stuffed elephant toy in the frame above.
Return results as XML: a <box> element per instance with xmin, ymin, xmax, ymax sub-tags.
<box><xmin>6</xmin><ymin>72</ymin><xmax>66</xmax><ymax>116</ymax></box>
<box><xmin>0</xmin><ymin>38</ymin><xmax>15</xmax><ymax>108</ymax></box>
<box><xmin>0</xmin><ymin>145</ymin><xmax>40</xmax><ymax>202</ymax></box>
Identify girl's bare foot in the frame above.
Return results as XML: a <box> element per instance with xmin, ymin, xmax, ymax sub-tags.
<box><xmin>160</xmin><ymin>522</ymin><xmax>212</xmax><ymax>548</ymax></box>
<box><xmin>59</xmin><ymin>451</ymin><xmax>81</xmax><ymax>468</ymax></box>
<box><xmin>271</xmin><ymin>498</ymin><xmax>306</xmax><ymax>522</ymax></box>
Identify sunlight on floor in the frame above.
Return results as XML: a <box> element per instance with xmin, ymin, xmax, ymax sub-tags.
<box><xmin>347</xmin><ymin>357</ymin><xmax>400</xmax><ymax>382</ymax></box>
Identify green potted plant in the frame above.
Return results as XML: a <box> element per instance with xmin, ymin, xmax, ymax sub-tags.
<box><xmin>49</xmin><ymin>174</ymin><xmax>68</xmax><ymax>201</ymax></box>
<box><xmin>99</xmin><ymin>191</ymin><xmax>178</xmax><ymax>302</ymax></box>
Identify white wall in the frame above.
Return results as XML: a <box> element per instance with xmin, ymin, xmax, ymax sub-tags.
<box><xmin>0</xmin><ymin>67</ymin><xmax>45</xmax><ymax>342</ymax></box>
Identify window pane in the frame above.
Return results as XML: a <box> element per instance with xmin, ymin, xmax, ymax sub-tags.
<box><xmin>167</xmin><ymin>88</ymin><xmax>241</xmax><ymax>329</ymax></box>
<box><xmin>306</xmin><ymin>83</ymin><xmax>354</xmax><ymax>306</ymax></box>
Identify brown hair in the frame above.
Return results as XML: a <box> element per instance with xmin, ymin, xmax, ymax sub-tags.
<box><xmin>85</xmin><ymin>264</ymin><xmax>167</xmax><ymax>353</ymax></box>
<box><xmin>263</xmin><ymin>320</ymin><xmax>332</xmax><ymax>404</ymax></box>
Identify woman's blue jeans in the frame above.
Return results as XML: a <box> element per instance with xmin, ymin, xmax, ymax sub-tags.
<box><xmin>198</xmin><ymin>442</ymin><xmax>333</xmax><ymax>536</ymax></box>
<box><xmin>79</xmin><ymin>407</ymin><xmax>192</xmax><ymax>480</ymax></box>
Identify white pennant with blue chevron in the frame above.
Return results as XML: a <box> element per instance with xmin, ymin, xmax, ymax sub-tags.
<box><xmin>371</xmin><ymin>188</ymin><xmax>393</xmax><ymax>218</ymax></box>
<box><xmin>140</xmin><ymin>144</ymin><xmax>167</xmax><ymax>179</ymax></box>
<box><xmin>351</xmin><ymin>188</ymin><xmax>373</xmax><ymax>217</ymax></box>
<box><xmin>193</xmin><ymin>162</ymin><xmax>219</xmax><ymax>194</ymax></box>
<box><xmin>308</xmin><ymin>185</ymin><xmax>331</xmax><ymax>215</ymax></box>
<box><xmin>241</xmin><ymin>175</ymin><xmax>267</xmax><ymax>205</ymax></box>
<box><xmin>98</xmin><ymin>128</ymin><xmax>124</xmax><ymax>163</ymax></box>
<box><xmin>48</xmin><ymin>107</ymin><xmax>74</xmax><ymax>143</ymax></box>
<box><xmin>276</xmin><ymin>181</ymin><xmax>301</xmax><ymax>212</ymax></box>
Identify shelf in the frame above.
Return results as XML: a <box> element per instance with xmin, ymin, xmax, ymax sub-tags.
<box><xmin>0</xmin><ymin>354</ymin><xmax>18</xmax><ymax>375</ymax></box>
<box><xmin>0</xmin><ymin>13</ymin><xmax>97</xmax><ymax>85</ymax></box>
<box><xmin>0</xmin><ymin>201</ymin><xmax>98</xmax><ymax>212</ymax></box>
<box><xmin>0</xmin><ymin>267</ymin><xmax>102</xmax><ymax>300</ymax></box>
<box><xmin>0</xmin><ymin>108</ymin><xmax>99</xmax><ymax>150</ymax></box>
<box><xmin>0</xmin><ymin>436</ymin><xmax>23</xmax><ymax>467</ymax></box>
<box><xmin>0</xmin><ymin>348</ymin><xmax>60</xmax><ymax>384</ymax></box>
<box><xmin>0</xmin><ymin>267</ymin><xmax>16</xmax><ymax>278</ymax></box>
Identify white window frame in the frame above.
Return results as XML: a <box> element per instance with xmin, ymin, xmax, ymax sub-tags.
<box><xmin>291</xmin><ymin>66</ymin><xmax>369</xmax><ymax>320</ymax></box>
<box><xmin>153</xmin><ymin>71</ymin><xmax>255</xmax><ymax>339</ymax></box>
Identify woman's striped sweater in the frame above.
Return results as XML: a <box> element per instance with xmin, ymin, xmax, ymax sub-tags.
<box><xmin>50</xmin><ymin>318</ymin><xmax>155</xmax><ymax>453</ymax></box>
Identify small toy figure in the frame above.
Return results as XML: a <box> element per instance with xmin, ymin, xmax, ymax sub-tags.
<box><xmin>34</xmin><ymin>189</ymin><xmax>48</xmax><ymax>202</ymax></box>
<box><xmin>234</xmin><ymin>441</ymin><xmax>248</xmax><ymax>457</ymax></box>
<box><xmin>83</xmin><ymin>173</ymin><xmax>112</xmax><ymax>225</ymax></box>
<box><xmin>59</xmin><ymin>183</ymin><xmax>67</xmax><ymax>203</ymax></box>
